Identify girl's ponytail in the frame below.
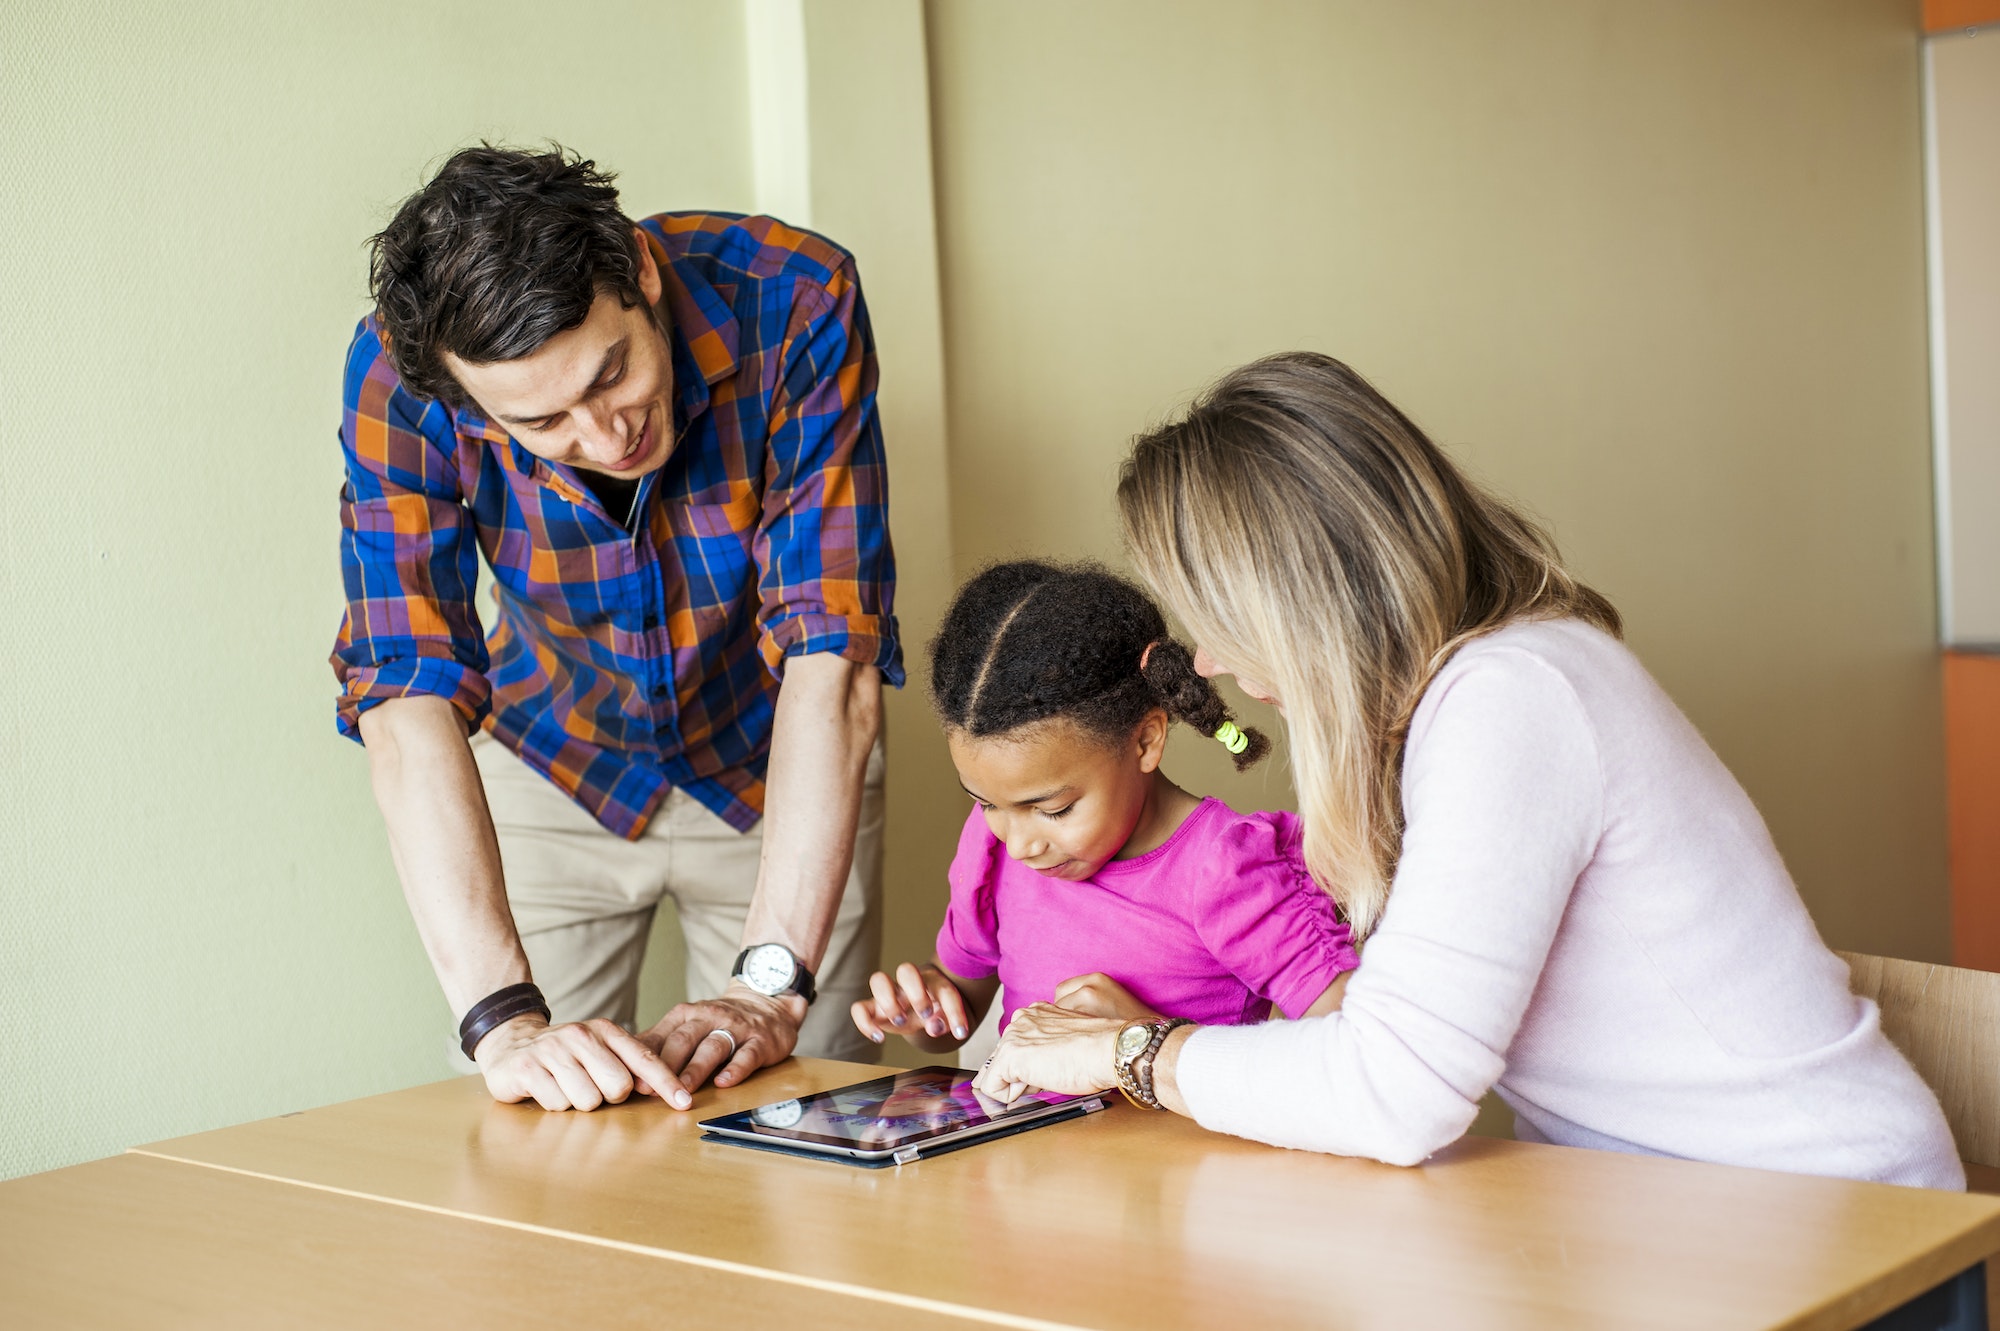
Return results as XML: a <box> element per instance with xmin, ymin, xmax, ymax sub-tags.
<box><xmin>1139</xmin><ymin>639</ymin><xmax>1271</xmax><ymax>772</ymax></box>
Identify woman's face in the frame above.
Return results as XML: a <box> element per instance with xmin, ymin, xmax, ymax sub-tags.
<box><xmin>946</xmin><ymin>715</ymin><xmax>1167</xmax><ymax>882</ymax></box>
<box><xmin>1193</xmin><ymin>647</ymin><xmax>1282</xmax><ymax>710</ymax></box>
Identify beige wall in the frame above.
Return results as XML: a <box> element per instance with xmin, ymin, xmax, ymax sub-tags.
<box><xmin>0</xmin><ymin>0</ymin><xmax>753</xmax><ymax>1180</ymax></box>
<box><xmin>926</xmin><ymin>0</ymin><xmax>1948</xmax><ymax>959</ymax></box>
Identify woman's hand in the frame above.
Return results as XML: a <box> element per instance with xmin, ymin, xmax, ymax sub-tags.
<box><xmin>972</xmin><ymin>1003</ymin><xmax>1125</xmax><ymax>1103</ymax></box>
<box><xmin>1051</xmin><ymin>972</ymin><xmax>1160</xmax><ymax>1022</ymax></box>
<box><xmin>852</xmin><ymin>962</ymin><xmax>972</xmax><ymax>1050</ymax></box>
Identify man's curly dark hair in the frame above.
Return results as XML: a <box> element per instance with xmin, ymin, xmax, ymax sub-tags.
<box><xmin>368</xmin><ymin>143</ymin><xmax>646</xmax><ymax>405</ymax></box>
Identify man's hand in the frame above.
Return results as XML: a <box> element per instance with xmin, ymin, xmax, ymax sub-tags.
<box><xmin>475</xmin><ymin>1014</ymin><xmax>689</xmax><ymax>1111</ymax></box>
<box><xmin>646</xmin><ymin>982</ymin><xmax>806</xmax><ymax>1096</ymax></box>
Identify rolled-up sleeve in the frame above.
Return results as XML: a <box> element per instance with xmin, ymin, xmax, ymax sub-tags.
<box><xmin>751</xmin><ymin>259</ymin><xmax>903</xmax><ymax>685</ymax></box>
<box><xmin>329</xmin><ymin>319</ymin><xmax>491</xmax><ymax>741</ymax></box>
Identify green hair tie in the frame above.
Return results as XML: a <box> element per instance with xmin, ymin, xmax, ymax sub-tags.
<box><xmin>1215</xmin><ymin>721</ymin><xmax>1250</xmax><ymax>756</ymax></box>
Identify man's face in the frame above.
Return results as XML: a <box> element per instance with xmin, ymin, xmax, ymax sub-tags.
<box><xmin>443</xmin><ymin>230</ymin><xmax>677</xmax><ymax>478</ymax></box>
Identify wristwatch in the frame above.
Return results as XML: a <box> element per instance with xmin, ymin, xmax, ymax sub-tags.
<box><xmin>1113</xmin><ymin>1017</ymin><xmax>1194</xmax><ymax>1110</ymax></box>
<box><xmin>731</xmin><ymin>943</ymin><xmax>818</xmax><ymax>1005</ymax></box>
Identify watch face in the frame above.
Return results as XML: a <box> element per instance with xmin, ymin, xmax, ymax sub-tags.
<box><xmin>750</xmin><ymin>1099</ymin><xmax>805</xmax><ymax>1129</ymax></box>
<box><xmin>1117</xmin><ymin>1024</ymin><xmax>1153</xmax><ymax>1061</ymax></box>
<box><xmin>741</xmin><ymin>944</ymin><xmax>798</xmax><ymax>995</ymax></box>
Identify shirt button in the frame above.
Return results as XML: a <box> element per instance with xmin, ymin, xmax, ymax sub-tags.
<box><xmin>651</xmin><ymin>683</ymin><xmax>668</xmax><ymax>700</ymax></box>
<box><xmin>643</xmin><ymin>613</ymin><xmax>660</xmax><ymax>631</ymax></box>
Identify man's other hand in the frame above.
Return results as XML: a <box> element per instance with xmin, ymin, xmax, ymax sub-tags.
<box><xmin>647</xmin><ymin>983</ymin><xmax>806</xmax><ymax>1096</ymax></box>
<box><xmin>474</xmin><ymin>1015</ymin><xmax>689</xmax><ymax>1111</ymax></box>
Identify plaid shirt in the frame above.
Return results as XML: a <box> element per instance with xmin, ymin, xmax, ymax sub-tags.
<box><xmin>331</xmin><ymin>213</ymin><xmax>902</xmax><ymax>837</ymax></box>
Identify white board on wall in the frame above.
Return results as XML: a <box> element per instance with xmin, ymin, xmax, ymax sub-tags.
<box><xmin>1929</xmin><ymin>26</ymin><xmax>2000</xmax><ymax>647</ymax></box>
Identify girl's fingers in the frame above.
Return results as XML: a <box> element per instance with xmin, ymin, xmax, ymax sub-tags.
<box><xmin>895</xmin><ymin>963</ymin><xmax>945</xmax><ymax>1038</ymax></box>
<box><xmin>937</xmin><ymin>982</ymin><xmax>972</xmax><ymax>1042</ymax></box>
<box><xmin>850</xmin><ymin>999</ymin><xmax>887</xmax><ymax>1044</ymax></box>
<box><xmin>868</xmin><ymin>971</ymin><xmax>911</xmax><ymax>1028</ymax></box>
<box><xmin>894</xmin><ymin>962</ymin><xmax>935</xmax><ymax>1015</ymax></box>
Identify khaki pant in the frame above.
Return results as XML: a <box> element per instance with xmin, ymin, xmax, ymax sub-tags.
<box><xmin>465</xmin><ymin>730</ymin><xmax>883</xmax><ymax>1067</ymax></box>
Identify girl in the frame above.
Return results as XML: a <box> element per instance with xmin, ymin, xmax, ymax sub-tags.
<box><xmin>850</xmin><ymin>561</ymin><xmax>1359</xmax><ymax>1059</ymax></box>
<box><xmin>975</xmin><ymin>352</ymin><xmax>1961</xmax><ymax>1190</ymax></box>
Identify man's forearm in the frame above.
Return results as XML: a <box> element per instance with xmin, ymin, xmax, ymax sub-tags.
<box><xmin>742</xmin><ymin>655</ymin><xmax>881</xmax><ymax>971</ymax></box>
<box><xmin>358</xmin><ymin>695</ymin><xmax>529</xmax><ymax>1015</ymax></box>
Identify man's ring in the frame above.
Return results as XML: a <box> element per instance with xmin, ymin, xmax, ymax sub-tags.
<box><xmin>705</xmin><ymin>1028</ymin><xmax>737</xmax><ymax>1059</ymax></box>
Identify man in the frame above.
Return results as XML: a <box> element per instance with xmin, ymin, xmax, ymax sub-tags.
<box><xmin>331</xmin><ymin>144</ymin><xmax>899</xmax><ymax>1112</ymax></box>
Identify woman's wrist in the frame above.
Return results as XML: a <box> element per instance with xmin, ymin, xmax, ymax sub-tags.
<box><xmin>1150</xmin><ymin>1023</ymin><xmax>1198</xmax><ymax>1117</ymax></box>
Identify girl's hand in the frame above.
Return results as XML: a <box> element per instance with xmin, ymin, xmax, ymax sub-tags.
<box><xmin>973</xmin><ymin>1003</ymin><xmax>1124</xmax><ymax>1103</ymax></box>
<box><xmin>1051</xmin><ymin>972</ymin><xmax>1160</xmax><ymax>1022</ymax></box>
<box><xmin>851</xmin><ymin>962</ymin><xmax>972</xmax><ymax>1048</ymax></box>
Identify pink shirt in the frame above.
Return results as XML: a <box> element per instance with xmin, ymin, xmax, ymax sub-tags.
<box><xmin>935</xmin><ymin>797</ymin><xmax>1359</xmax><ymax>1032</ymax></box>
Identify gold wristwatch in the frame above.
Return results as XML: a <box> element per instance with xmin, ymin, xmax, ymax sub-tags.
<box><xmin>1114</xmin><ymin>1017</ymin><xmax>1194</xmax><ymax>1110</ymax></box>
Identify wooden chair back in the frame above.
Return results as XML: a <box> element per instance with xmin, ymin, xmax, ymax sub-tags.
<box><xmin>1839</xmin><ymin>951</ymin><xmax>2000</xmax><ymax>1172</ymax></box>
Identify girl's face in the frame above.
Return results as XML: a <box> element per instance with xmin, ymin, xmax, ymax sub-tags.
<box><xmin>1193</xmin><ymin>647</ymin><xmax>1282</xmax><ymax>709</ymax></box>
<box><xmin>948</xmin><ymin>713</ymin><xmax>1169</xmax><ymax>882</ymax></box>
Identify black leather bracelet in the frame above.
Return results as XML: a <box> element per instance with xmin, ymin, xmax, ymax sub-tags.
<box><xmin>458</xmin><ymin>982</ymin><xmax>551</xmax><ymax>1060</ymax></box>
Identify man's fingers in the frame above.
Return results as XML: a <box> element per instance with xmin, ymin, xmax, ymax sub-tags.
<box><xmin>712</xmin><ymin>1039</ymin><xmax>763</xmax><ymax>1090</ymax></box>
<box><xmin>591</xmin><ymin>1020</ymin><xmax>690</xmax><ymax>1109</ymax></box>
<box><xmin>542</xmin><ymin>1048</ymin><xmax>604</xmax><ymax>1112</ymax></box>
<box><xmin>558</xmin><ymin>1025</ymin><xmax>637</xmax><ymax>1105</ymax></box>
<box><xmin>518</xmin><ymin>1062</ymin><xmax>570</xmax><ymax>1112</ymax></box>
<box><xmin>656</xmin><ymin>1015</ymin><xmax>706</xmax><ymax>1075</ymax></box>
<box><xmin>677</xmin><ymin>1029</ymin><xmax>736</xmax><ymax>1095</ymax></box>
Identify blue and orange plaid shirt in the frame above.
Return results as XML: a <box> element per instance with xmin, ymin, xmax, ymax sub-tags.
<box><xmin>331</xmin><ymin>213</ymin><xmax>902</xmax><ymax>836</ymax></box>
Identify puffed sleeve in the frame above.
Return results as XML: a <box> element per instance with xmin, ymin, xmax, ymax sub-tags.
<box><xmin>935</xmin><ymin>806</ymin><xmax>1005</xmax><ymax>980</ymax></box>
<box><xmin>1189</xmin><ymin>811</ymin><xmax>1359</xmax><ymax>1019</ymax></box>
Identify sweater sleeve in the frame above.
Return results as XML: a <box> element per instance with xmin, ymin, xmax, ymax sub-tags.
<box><xmin>1175</xmin><ymin>646</ymin><xmax>1606</xmax><ymax>1165</ymax></box>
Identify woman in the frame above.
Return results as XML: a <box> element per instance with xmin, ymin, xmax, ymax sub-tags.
<box><xmin>973</xmin><ymin>352</ymin><xmax>1960</xmax><ymax>1188</ymax></box>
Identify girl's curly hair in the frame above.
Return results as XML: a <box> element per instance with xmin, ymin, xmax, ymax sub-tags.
<box><xmin>928</xmin><ymin>560</ymin><xmax>1270</xmax><ymax>770</ymax></box>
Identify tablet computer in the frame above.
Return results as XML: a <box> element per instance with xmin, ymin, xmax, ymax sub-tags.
<box><xmin>700</xmin><ymin>1065</ymin><xmax>1106</xmax><ymax>1164</ymax></box>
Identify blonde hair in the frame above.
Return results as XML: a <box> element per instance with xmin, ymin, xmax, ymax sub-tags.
<box><xmin>1117</xmin><ymin>352</ymin><xmax>1619</xmax><ymax>937</ymax></box>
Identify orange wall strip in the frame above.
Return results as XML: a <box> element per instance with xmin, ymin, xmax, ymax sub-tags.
<box><xmin>1947</xmin><ymin>651</ymin><xmax>2000</xmax><ymax>971</ymax></box>
<box><xmin>1926</xmin><ymin>0</ymin><xmax>2000</xmax><ymax>33</ymax></box>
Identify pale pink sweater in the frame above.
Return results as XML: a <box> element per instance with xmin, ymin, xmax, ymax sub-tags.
<box><xmin>1177</xmin><ymin>619</ymin><xmax>1962</xmax><ymax>1188</ymax></box>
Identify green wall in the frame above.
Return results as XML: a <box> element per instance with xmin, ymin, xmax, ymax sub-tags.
<box><xmin>0</xmin><ymin>0</ymin><xmax>752</xmax><ymax>1180</ymax></box>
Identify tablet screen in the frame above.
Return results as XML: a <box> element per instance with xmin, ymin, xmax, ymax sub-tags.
<box><xmin>708</xmin><ymin>1066</ymin><xmax>1080</xmax><ymax>1153</ymax></box>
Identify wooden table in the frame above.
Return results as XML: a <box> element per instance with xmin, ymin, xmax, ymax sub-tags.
<box><xmin>0</xmin><ymin>1149</ymin><xmax>989</xmax><ymax>1330</ymax></box>
<box><xmin>8</xmin><ymin>1058</ymin><xmax>2000</xmax><ymax>1329</ymax></box>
